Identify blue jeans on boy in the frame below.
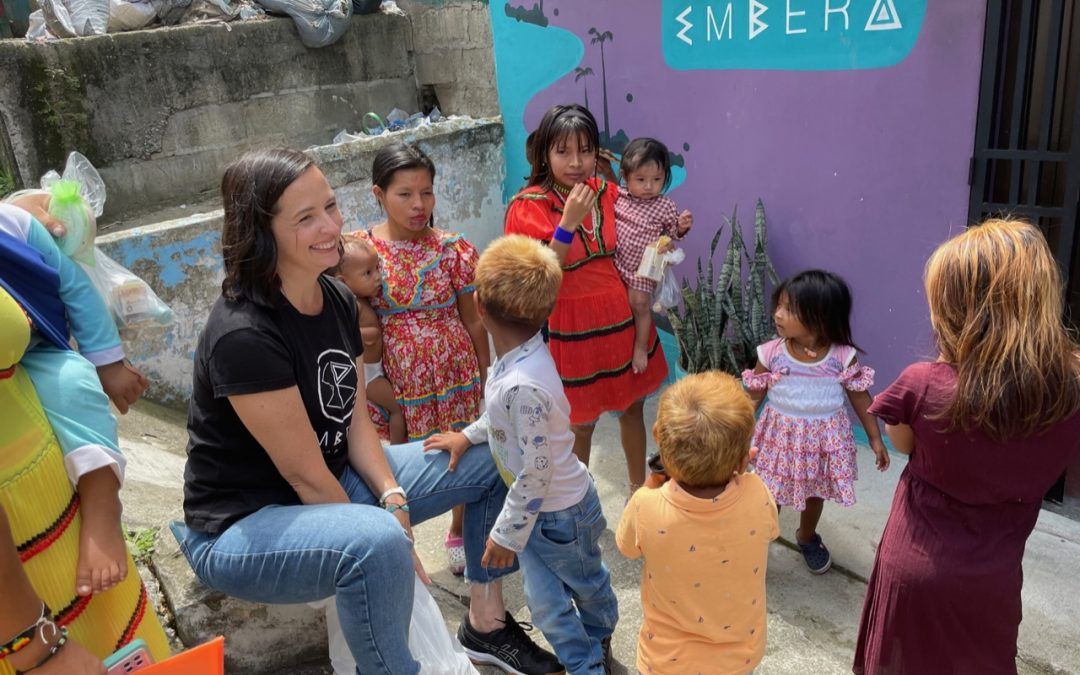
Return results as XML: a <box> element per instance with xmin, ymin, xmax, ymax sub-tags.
<box><xmin>179</xmin><ymin>441</ymin><xmax>514</xmax><ymax>675</ymax></box>
<box><xmin>519</xmin><ymin>482</ymin><xmax>618</xmax><ymax>675</ymax></box>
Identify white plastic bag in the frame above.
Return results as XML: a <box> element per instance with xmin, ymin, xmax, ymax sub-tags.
<box><xmin>652</xmin><ymin>248</ymin><xmax>685</xmax><ymax>312</ymax></box>
<box><xmin>324</xmin><ymin>576</ymin><xmax>479</xmax><ymax>675</ymax></box>
<box><xmin>40</xmin><ymin>0</ymin><xmax>110</xmax><ymax>36</ymax></box>
<box><xmin>83</xmin><ymin>249</ymin><xmax>174</xmax><ymax>328</ymax></box>
<box><xmin>107</xmin><ymin>0</ymin><xmax>157</xmax><ymax>31</ymax></box>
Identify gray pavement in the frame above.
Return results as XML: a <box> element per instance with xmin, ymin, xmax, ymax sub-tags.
<box><xmin>117</xmin><ymin>397</ymin><xmax>1080</xmax><ymax>674</ymax></box>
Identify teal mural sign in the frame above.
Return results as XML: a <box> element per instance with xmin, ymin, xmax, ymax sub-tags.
<box><xmin>662</xmin><ymin>0</ymin><xmax>926</xmax><ymax>70</ymax></box>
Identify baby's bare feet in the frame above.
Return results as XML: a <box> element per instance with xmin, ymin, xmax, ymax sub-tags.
<box><xmin>76</xmin><ymin>513</ymin><xmax>128</xmax><ymax>597</ymax></box>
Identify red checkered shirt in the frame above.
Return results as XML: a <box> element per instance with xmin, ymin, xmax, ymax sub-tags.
<box><xmin>614</xmin><ymin>187</ymin><xmax>682</xmax><ymax>294</ymax></box>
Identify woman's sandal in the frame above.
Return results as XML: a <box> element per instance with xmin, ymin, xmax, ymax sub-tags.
<box><xmin>445</xmin><ymin>533</ymin><xmax>466</xmax><ymax>576</ymax></box>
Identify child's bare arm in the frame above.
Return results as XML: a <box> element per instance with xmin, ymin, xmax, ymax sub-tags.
<box><xmin>456</xmin><ymin>291</ymin><xmax>490</xmax><ymax>387</ymax></box>
<box><xmin>357</xmin><ymin>300</ymin><xmax>383</xmax><ymax>363</ymax></box>
<box><xmin>845</xmin><ymin>360</ymin><xmax>890</xmax><ymax>471</ymax></box>
<box><xmin>615</xmin><ymin>496</ymin><xmax>641</xmax><ymax>559</ymax></box>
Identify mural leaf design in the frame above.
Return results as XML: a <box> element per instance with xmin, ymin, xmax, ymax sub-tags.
<box><xmin>588</xmin><ymin>27</ymin><xmax>614</xmax><ymax>141</ymax></box>
<box><xmin>573</xmin><ymin>66</ymin><xmax>594</xmax><ymax>110</ymax></box>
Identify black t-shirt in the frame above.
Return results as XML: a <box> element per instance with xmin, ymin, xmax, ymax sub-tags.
<box><xmin>183</xmin><ymin>275</ymin><xmax>363</xmax><ymax>534</ymax></box>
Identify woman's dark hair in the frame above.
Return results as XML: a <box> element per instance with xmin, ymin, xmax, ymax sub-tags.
<box><xmin>220</xmin><ymin>147</ymin><xmax>314</xmax><ymax>307</ymax></box>
<box><xmin>371</xmin><ymin>142</ymin><xmax>437</xmax><ymax>228</ymax></box>
<box><xmin>525</xmin><ymin>104</ymin><xmax>601</xmax><ymax>189</ymax></box>
<box><xmin>620</xmin><ymin>137</ymin><xmax>672</xmax><ymax>191</ymax></box>
<box><xmin>772</xmin><ymin>269</ymin><xmax>860</xmax><ymax>351</ymax></box>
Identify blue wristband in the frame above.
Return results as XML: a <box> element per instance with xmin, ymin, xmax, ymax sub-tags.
<box><xmin>552</xmin><ymin>226</ymin><xmax>575</xmax><ymax>244</ymax></box>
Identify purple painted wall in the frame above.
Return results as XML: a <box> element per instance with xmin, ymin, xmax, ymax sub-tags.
<box><xmin>501</xmin><ymin>1</ymin><xmax>988</xmax><ymax>389</ymax></box>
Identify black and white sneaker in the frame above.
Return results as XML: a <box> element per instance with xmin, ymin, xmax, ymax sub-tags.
<box><xmin>457</xmin><ymin>612</ymin><xmax>564</xmax><ymax>675</ymax></box>
<box><xmin>601</xmin><ymin>636</ymin><xmax>613</xmax><ymax>674</ymax></box>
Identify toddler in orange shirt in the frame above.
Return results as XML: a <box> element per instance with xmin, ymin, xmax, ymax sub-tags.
<box><xmin>616</xmin><ymin>371</ymin><xmax>779</xmax><ymax>674</ymax></box>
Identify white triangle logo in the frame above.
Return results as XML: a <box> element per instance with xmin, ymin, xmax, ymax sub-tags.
<box><xmin>865</xmin><ymin>0</ymin><xmax>902</xmax><ymax>31</ymax></box>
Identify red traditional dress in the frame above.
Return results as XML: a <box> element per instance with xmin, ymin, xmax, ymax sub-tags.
<box><xmin>347</xmin><ymin>228</ymin><xmax>482</xmax><ymax>441</ymax></box>
<box><xmin>504</xmin><ymin>178</ymin><xmax>668</xmax><ymax>425</ymax></box>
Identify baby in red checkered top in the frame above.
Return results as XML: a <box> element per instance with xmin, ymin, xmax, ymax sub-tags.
<box><xmin>612</xmin><ymin>137</ymin><xmax>694</xmax><ymax>374</ymax></box>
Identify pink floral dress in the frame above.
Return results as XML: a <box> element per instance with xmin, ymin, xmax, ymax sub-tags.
<box><xmin>741</xmin><ymin>338</ymin><xmax>874</xmax><ymax>511</ymax></box>
<box><xmin>348</xmin><ymin>228</ymin><xmax>482</xmax><ymax>441</ymax></box>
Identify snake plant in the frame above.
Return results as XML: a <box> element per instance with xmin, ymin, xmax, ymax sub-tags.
<box><xmin>667</xmin><ymin>199</ymin><xmax>778</xmax><ymax>375</ymax></box>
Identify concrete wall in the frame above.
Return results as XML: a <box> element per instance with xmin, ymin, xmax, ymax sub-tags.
<box><xmin>488</xmin><ymin>0</ymin><xmax>987</xmax><ymax>390</ymax></box>
<box><xmin>0</xmin><ymin>15</ymin><xmax>419</xmax><ymax>221</ymax></box>
<box><xmin>397</xmin><ymin>0</ymin><xmax>500</xmax><ymax>117</ymax></box>
<box><xmin>96</xmin><ymin>119</ymin><xmax>505</xmax><ymax>408</ymax></box>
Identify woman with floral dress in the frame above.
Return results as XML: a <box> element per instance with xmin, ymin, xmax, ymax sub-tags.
<box><xmin>345</xmin><ymin>143</ymin><xmax>488</xmax><ymax>574</ymax></box>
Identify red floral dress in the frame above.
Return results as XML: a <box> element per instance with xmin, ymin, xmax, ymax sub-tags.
<box><xmin>347</xmin><ymin>228</ymin><xmax>482</xmax><ymax>441</ymax></box>
<box><xmin>504</xmin><ymin>177</ymin><xmax>668</xmax><ymax>425</ymax></box>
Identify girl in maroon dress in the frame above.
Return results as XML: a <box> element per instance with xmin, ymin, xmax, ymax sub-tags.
<box><xmin>854</xmin><ymin>219</ymin><xmax>1080</xmax><ymax>675</ymax></box>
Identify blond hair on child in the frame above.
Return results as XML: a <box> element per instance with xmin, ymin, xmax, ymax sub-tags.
<box><xmin>654</xmin><ymin>371</ymin><xmax>755</xmax><ymax>487</ymax></box>
<box><xmin>924</xmin><ymin>218</ymin><xmax>1080</xmax><ymax>440</ymax></box>
<box><xmin>475</xmin><ymin>234</ymin><xmax>562</xmax><ymax>330</ymax></box>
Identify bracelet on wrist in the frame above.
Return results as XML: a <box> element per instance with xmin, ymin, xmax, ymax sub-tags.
<box><xmin>379</xmin><ymin>486</ymin><xmax>407</xmax><ymax>506</ymax></box>
<box><xmin>15</xmin><ymin>627</ymin><xmax>67</xmax><ymax>674</ymax></box>
<box><xmin>0</xmin><ymin>602</ymin><xmax>50</xmax><ymax>660</ymax></box>
<box><xmin>552</xmin><ymin>225</ymin><xmax>575</xmax><ymax>245</ymax></box>
<box><xmin>384</xmin><ymin>502</ymin><xmax>410</xmax><ymax>515</ymax></box>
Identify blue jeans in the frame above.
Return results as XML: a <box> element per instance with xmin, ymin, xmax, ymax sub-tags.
<box><xmin>519</xmin><ymin>483</ymin><xmax>618</xmax><ymax>675</ymax></box>
<box><xmin>180</xmin><ymin>441</ymin><xmax>514</xmax><ymax>675</ymax></box>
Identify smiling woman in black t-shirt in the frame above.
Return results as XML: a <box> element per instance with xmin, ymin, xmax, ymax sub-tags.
<box><xmin>178</xmin><ymin>147</ymin><xmax>559</xmax><ymax>674</ymax></box>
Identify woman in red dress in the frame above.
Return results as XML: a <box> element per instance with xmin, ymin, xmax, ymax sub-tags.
<box><xmin>504</xmin><ymin>104</ymin><xmax>667</xmax><ymax>493</ymax></box>
<box><xmin>854</xmin><ymin>220</ymin><xmax>1080</xmax><ymax>674</ymax></box>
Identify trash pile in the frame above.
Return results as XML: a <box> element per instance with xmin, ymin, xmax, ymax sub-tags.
<box><xmin>332</xmin><ymin>107</ymin><xmax>478</xmax><ymax>145</ymax></box>
<box><xmin>24</xmin><ymin>0</ymin><xmax>396</xmax><ymax>48</ymax></box>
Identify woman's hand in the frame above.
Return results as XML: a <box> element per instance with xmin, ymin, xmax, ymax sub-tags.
<box><xmin>385</xmin><ymin>496</ymin><xmax>431</xmax><ymax>584</ymax></box>
<box><xmin>596</xmin><ymin>149</ymin><xmax>619</xmax><ymax>184</ymax></box>
<box><xmin>559</xmin><ymin>183</ymin><xmax>597</xmax><ymax>230</ymax></box>
<box><xmin>422</xmin><ymin>431</ymin><xmax>472</xmax><ymax>472</ymax></box>
<box><xmin>870</xmin><ymin>437</ymin><xmax>891</xmax><ymax>471</ymax></box>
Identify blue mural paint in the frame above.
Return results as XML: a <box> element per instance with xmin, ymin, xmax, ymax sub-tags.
<box><xmin>490</xmin><ymin>4</ymin><xmax>583</xmax><ymax>200</ymax></box>
<box><xmin>662</xmin><ymin>0</ymin><xmax>926</xmax><ymax>71</ymax></box>
<box><xmin>110</xmin><ymin>230</ymin><xmax>221</xmax><ymax>289</ymax></box>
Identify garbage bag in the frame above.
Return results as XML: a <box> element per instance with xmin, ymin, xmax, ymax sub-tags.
<box><xmin>25</xmin><ymin>10</ymin><xmax>54</xmax><ymax>40</ymax></box>
<box><xmin>258</xmin><ymin>0</ymin><xmax>351</xmax><ymax>48</ymax></box>
<box><xmin>107</xmin><ymin>0</ymin><xmax>158</xmax><ymax>31</ymax></box>
<box><xmin>148</xmin><ymin>0</ymin><xmax>191</xmax><ymax>25</ymax></box>
<box><xmin>41</xmin><ymin>0</ymin><xmax>109</xmax><ymax>36</ymax></box>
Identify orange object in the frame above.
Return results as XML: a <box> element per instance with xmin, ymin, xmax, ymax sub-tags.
<box><xmin>142</xmin><ymin>636</ymin><xmax>225</xmax><ymax>675</ymax></box>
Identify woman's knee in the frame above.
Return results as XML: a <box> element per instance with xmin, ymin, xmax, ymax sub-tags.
<box><xmin>340</xmin><ymin>509</ymin><xmax>413</xmax><ymax>572</ymax></box>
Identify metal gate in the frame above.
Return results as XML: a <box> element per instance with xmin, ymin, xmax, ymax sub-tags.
<box><xmin>968</xmin><ymin>0</ymin><xmax>1080</xmax><ymax>509</ymax></box>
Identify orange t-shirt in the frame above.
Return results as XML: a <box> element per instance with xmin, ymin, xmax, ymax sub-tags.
<box><xmin>616</xmin><ymin>473</ymin><xmax>779</xmax><ymax>674</ymax></box>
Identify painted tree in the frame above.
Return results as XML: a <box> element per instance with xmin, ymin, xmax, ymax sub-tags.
<box><xmin>588</xmin><ymin>27</ymin><xmax>614</xmax><ymax>140</ymax></box>
<box><xmin>573</xmin><ymin>66</ymin><xmax>594</xmax><ymax>109</ymax></box>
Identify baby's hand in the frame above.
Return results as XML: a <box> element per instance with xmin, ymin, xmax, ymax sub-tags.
<box><xmin>422</xmin><ymin>431</ymin><xmax>472</xmax><ymax>472</ymax></box>
<box><xmin>676</xmin><ymin>209</ymin><xmax>693</xmax><ymax>237</ymax></box>
<box><xmin>481</xmin><ymin>538</ymin><xmax>516</xmax><ymax>569</ymax></box>
<box><xmin>8</xmin><ymin>192</ymin><xmax>65</xmax><ymax>237</ymax></box>
<box><xmin>870</xmin><ymin>437</ymin><xmax>891</xmax><ymax>471</ymax></box>
<box><xmin>96</xmin><ymin>361</ymin><xmax>149</xmax><ymax>414</ymax></box>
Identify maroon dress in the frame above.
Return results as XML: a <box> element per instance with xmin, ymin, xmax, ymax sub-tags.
<box><xmin>854</xmin><ymin>362</ymin><xmax>1080</xmax><ymax>675</ymax></box>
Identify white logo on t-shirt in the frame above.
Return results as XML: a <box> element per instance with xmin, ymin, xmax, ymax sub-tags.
<box><xmin>317</xmin><ymin>349</ymin><xmax>356</xmax><ymax>423</ymax></box>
